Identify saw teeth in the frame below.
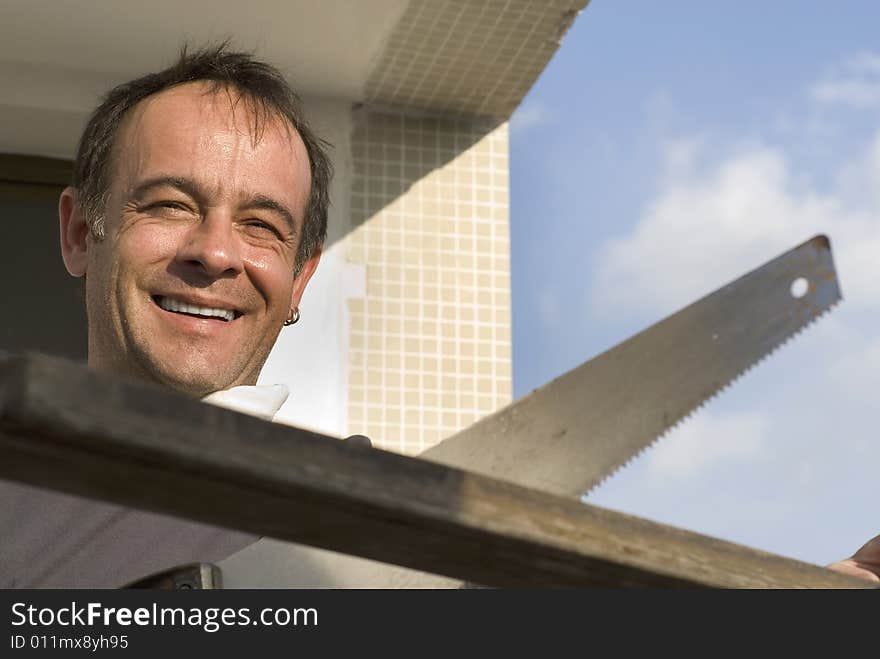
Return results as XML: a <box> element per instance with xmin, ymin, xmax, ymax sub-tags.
<box><xmin>583</xmin><ymin>299</ymin><xmax>841</xmax><ymax>496</ymax></box>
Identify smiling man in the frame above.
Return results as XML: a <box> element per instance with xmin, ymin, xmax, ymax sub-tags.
<box><xmin>20</xmin><ymin>42</ymin><xmax>459</xmax><ymax>590</ymax></box>
<box><xmin>0</xmin><ymin>45</ymin><xmax>342</xmax><ymax>589</ymax></box>
<box><xmin>59</xmin><ymin>45</ymin><xmax>329</xmax><ymax>401</ymax></box>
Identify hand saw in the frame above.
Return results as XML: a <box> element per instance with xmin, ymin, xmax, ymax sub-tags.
<box><xmin>220</xmin><ymin>234</ymin><xmax>842</xmax><ymax>588</ymax></box>
<box><xmin>421</xmin><ymin>234</ymin><xmax>841</xmax><ymax>498</ymax></box>
<box><xmin>0</xmin><ymin>235</ymin><xmax>839</xmax><ymax>588</ymax></box>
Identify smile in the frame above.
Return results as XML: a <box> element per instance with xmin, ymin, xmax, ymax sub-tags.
<box><xmin>152</xmin><ymin>295</ymin><xmax>238</xmax><ymax>322</ymax></box>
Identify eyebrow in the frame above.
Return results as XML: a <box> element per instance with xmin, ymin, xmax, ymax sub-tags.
<box><xmin>242</xmin><ymin>194</ymin><xmax>297</xmax><ymax>234</ymax></box>
<box><xmin>130</xmin><ymin>175</ymin><xmax>298</xmax><ymax>234</ymax></box>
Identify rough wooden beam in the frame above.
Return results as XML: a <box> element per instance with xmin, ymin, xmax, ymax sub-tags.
<box><xmin>0</xmin><ymin>353</ymin><xmax>871</xmax><ymax>588</ymax></box>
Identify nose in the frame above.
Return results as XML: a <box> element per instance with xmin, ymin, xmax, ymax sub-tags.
<box><xmin>175</xmin><ymin>211</ymin><xmax>243</xmax><ymax>278</ymax></box>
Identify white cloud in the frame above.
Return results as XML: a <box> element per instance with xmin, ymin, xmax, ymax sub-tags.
<box><xmin>657</xmin><ymin>135</ymin><xmax>705</xmax><ymax>184</ymax></box>
<box><xmin>579</xmin><ymin>51</ymin><xmax>880</xmax><ymax>566</ymax></box>
<box><xmin>646</xmin><ymin>409</ymin><xmax>768</xmax><ymax>478</ymax></box>
<box><xmin>847</xmin><ymin>52</ymin><xmax>880</xmax><ymax>74</ymax></box>
<box><xmin>589</xmin><ymin>133</ymin><xmax>880</xmax><ymax>321</ymax></box>
<box><xmin>829</xmin><ymin>332</ymin><xmax>880</xmax><ymax>405</ymax></box>
<box><xmin>811</xmin><ymin>80</ymin><xmax>880</xmax><ymax>108</ymax></box>
<box><xmin>510</xmin><ymin>101</ymin><xmax>548</xmax><ymax>134</ymax></box>
<box><xmin>809</xmin><ymin>51</ymin><xmax>880</xmax><ymax>108</ymax></box>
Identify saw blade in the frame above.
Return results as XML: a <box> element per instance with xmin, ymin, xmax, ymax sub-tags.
<box><xmin>421</xmin><ymin>234</ymin><xmax>841</xmax><ymax>498</ymax></box>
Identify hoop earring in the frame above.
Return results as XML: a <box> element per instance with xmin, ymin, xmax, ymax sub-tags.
<box><xmin>283</xmin><ymin>307</ymin><xmax>300</xmax><ymax>327</ymax></box>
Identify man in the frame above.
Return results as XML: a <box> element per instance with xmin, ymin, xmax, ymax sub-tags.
<box><xmin>0</xmin><ymin>44</ymin><xmax>336</xmax><ymax>588</ymax></box>
<box><xmin>47</xmin><ymin>43</ymin><xmax>454</xmax><ymax>589</ymax></box>
<box><xmin>11</xmin><ymin>44</ymin><xmax>877</xmax><ymax>587</ymax></box>
<box><xmin>59</xmin><ymin>44</ymin><xmax>329</xmax><ymax>402</ymax></box>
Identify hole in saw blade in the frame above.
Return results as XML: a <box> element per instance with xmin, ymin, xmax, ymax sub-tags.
<box><xmin>790</xmin><ymin>276</ymin><xmax>809</xmax><ymax>299</ymax></box>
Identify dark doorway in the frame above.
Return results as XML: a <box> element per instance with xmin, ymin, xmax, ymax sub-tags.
<box><xmin>0</xmin><ymin>155</ymin><xmax>87</xmax><ymax>360</ymax></box>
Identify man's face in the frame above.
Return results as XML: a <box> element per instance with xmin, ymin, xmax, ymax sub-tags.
<box><xmin>66</xmin><ymin>82</ymin><xmax>318</xmax><ymax>396</ymax></box>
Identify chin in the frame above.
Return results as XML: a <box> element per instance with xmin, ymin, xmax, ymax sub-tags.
<box><xmin>160</xmin><ymin>372</ymin><xmax>230</xmax><ymax>398</ymax></box>
<box><xmin>131</xmin><ymin>347</ymin><xmax>246</xmax><ymax>398</ymax></box>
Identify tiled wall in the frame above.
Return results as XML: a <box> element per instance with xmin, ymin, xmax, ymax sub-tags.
<box><xmin>365</xmin><ymin>0</ymin><xmax>583</xmax><ymax>117</ymax></box>
<box><xmin>345</xmin><ymin>111</ymin><xmax>512</xmax><ymax>455</ymax></box>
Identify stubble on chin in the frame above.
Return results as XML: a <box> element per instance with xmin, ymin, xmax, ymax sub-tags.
<box><xmin>126</xmin><ymin>338</ymin><xmax>248</xmax><ymax>399</ymax></box>
<box><xmin>90</xmin><ymin>287</ymin><xmax>276</xmax><ymax>398</ymax></box>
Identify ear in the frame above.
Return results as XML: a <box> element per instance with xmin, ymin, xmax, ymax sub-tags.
<box><xmin>59</xmin><ymin>186</ymin><xmax>90</xmax><ymax>277</ymax></box>
<box><xmin>289</xmin><ymin>246</ymin><xmax>322</xmax><ymax>311</ymax></box>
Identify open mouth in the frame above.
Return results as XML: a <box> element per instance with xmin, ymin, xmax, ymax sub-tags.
<box><xmin>151</xmin><ymin>295</ymin><xmax>240</xmax><ymax>322</ymax></box>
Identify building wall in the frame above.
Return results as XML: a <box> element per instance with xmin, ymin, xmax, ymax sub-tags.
<box><xmin>222</xmin><ymin>107</ymin><xmax>517</xmax><ymax>589</ymax></box>
<box><xmin>344</xmin><ymin>110</ymin><xmax>512</xmax><ymax>454</ymax></box>
<box><xmin>259</xmin><ymin>96</ymin><xmax>360</xmax><ymax>438</ymax></box>
<box><xmin>0</xmin><ymin>88</ymin><xmax>515</xmax><ymax>459</ymax></box>
<box><xmin>264</xmin><ymin>103</ymin><xmax>514</xmax><ymax>458</ymax></box>
<box><xmin>0</xmin><ymin>94</ymin><xmax>515</xmax><ymax>456</ymax></box>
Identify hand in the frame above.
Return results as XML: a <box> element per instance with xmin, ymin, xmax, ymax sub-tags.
<box><xmin>827</xmin><ymin>534</ymin><xmax>880</xmax><ymax>582</ymax></box>
<box><xmin>344</xmin><ymin>434</ymin><xmax>372</xmax><ymax>449</ymax></box>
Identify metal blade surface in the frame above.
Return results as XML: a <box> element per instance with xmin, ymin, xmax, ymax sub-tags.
<box><xmin>421</xmin><ymin>235</ymin><xmax>841</xmax><ymax>497</ymax></box>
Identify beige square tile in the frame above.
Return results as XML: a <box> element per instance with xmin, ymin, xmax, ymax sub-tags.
<box><xmin>346</xmin><ymin>111</ymin><xmax>512</xmax><ymax>450</ymax></box>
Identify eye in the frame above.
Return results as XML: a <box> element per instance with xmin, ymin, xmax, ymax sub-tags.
<box><xmin>144</xmin><ymin>200</ymin><xmax>193</xmax><ymax>215</ymax></box>
<box><xmin>244</xmin><ymin>219</ymin><xmax>283</xmax><ymax>239</ymax></box>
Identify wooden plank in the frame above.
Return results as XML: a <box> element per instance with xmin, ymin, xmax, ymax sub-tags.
<box><xmin>0</xmin><ymin>352</ymin><xmax>871</xmax><ymax>588</ymax></box>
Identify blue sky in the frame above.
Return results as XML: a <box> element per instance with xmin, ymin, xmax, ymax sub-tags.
<box><xmin>509</xmin><ymin>0</ymin><xmax>880</xmax><ymax>566</ymax></box>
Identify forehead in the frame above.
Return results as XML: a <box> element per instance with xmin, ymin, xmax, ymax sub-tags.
<box><xmin>112</xmin><ymin>82</ymin><xmax>311</xmax><ymax>214</ymax></box>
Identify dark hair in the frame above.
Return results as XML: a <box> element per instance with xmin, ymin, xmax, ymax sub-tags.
<box><xmin>72</xmin><ymin>43</ymin><xmax>332</xmax><ymax>273</ymax></box>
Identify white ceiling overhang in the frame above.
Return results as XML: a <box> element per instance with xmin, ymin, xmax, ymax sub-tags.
<box><xmin>0</xmin><ymin>0</ymin><xmax>588</xmax><ymax>159</ymax></box>
<box><xmin>0</xmin><ymin>0</ymin><xmax>408</xmax><ymax>158</ymax></box>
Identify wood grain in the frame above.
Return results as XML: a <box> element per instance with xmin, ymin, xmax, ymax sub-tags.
<box><xmin>0</xmin><ymin>353</ymin><xmax>871</xmax><ymax>588</ymax></box>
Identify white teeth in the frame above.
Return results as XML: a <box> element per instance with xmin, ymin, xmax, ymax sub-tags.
<box><xmin>157</xmin><ymin>297</ymin><xmax>234</xmax><ymax>321</ymax></box>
